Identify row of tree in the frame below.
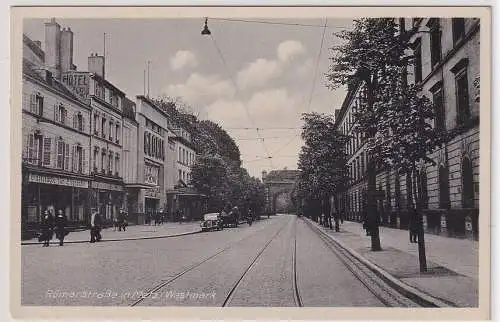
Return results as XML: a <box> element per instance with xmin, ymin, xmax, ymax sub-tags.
<box><xmin>298</xmin><ymin>18</ymin><xmax>449</xmax><ymax>272</ymax></box>
<box><xmin>153</xmin><ymin>96</ymin><xmax>266</xmax><ymax>215</ymax></box>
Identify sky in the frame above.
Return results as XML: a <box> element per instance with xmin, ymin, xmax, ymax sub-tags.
<box><xmin>23</xmin><ymin>18</ymin><xmax>352</xmax><ymax>179</ymax></box>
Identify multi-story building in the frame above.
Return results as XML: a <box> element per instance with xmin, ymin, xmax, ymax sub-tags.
<box><xmin>121</xmin><ymin>97</ymin><xmax>139</xmax><ymax>217</ymax></box>
<box><xmin>334</xmin><ymin>18</ymin><xmax>480</xmax><ymax>239</ymax></box>
<box><xmin>22</xmin><ymin>30</ymin><xmax>92</xmax><ymax>234</ymax></box>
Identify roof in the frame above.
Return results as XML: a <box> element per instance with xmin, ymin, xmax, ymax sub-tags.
<box><xmin>264</xmin><ymin>169</ymin><xmax>301</xmax><ymax>181</ymax></box>
<box><xmin>23</xmin><ymin>59</ymin><xmax>90</xmax><ymax>109</ymax></box>
<box><xmin>90</xmin><ymin>73</ymin><xmax>126</xmax><ymax>96</ymax></box>
<box><xmin>122</xmin><ymin>97</ymin><xmax>136</xmax><ymax>121</ymax></box>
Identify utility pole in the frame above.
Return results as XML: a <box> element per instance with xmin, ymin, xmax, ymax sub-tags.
<box><xmin>103</xmin><ymin>33</ymin><xmax>107</xmax><ymax>79</ymax></box>
<box><xmin>147</xmin><ymin>60</ymin><xmax>151</xmax><ymax>97</ymax></box>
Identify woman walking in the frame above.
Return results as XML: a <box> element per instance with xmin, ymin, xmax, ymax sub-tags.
<box><xmin>54</xmin><ymin>210</ymin><xmax>68</xmax><ymax>246</ymax></box>
<box><xmin>39</xmin><ymin>210</ymin><xmax>53</xmax><ymax>247</ymax></box>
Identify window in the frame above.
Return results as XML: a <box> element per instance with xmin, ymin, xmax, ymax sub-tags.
<box><xmin>27</xmin><ymin>133</ymin><xmax>40</xmax><ymax>164</ymax></box>
<box><xmin>178</xmin><ymin>147</ymin><xmax>181</xmax><ymax>163</ymax></box>
<box><xmin>73</xmin><ymin>113</ymin><xmax>84</xmax><ymax>132</ymax></box>
<box><xmin>144</xmin><ymin>132</ymin><xmax>149</xmax><ymax>156</ymax></box>
<box><xmin>56</xmin><ymin>105</ymin><xmax>67</xmax><ymax>125</ymax></box>
<box><xmin>429</xmin><ymin>19</ymin><xmax>442</xmax><ymax>67</ymax></box>
<box><xmin>57</xmin><ymin>139</ymin><xmax>65</xmax><ymax>169</ymax></box>
<box><xmin>73</xmin><ymin>146</ymin><xmax>83</xmax><ymax>173</ymax></box>
<box><xmin>101</xmin><ymin>118</ymin><xmax>106</xmax><ymax>138</ymax></box>
<box><xmin>94</xmin><ymin>114</ymin><xmax>99</xmax><ymax>134</ymax></box>
<box><xmin>108</xmin><ymin>151</ymin><xmax>113</xmax><ymax>173</ymax></box>
<box><xmin>115</xmin><ymin>154</ymin><xmax>120</xmax><ymax>176</ymax></box>
<box><xmin>452</xmin><ymin>18</ymin><xmax>466</xmax><ymax>44</ymax></box>
<box><xmin>115</xmin><ymin>124</ymin><xmax>120</xmax><ymax>143</ymax></box>
<box><xmin>431</xmin><ymin>84</ymin><xmax>446</xmax><ymax>130</ymax></box>
<box><xmin>413</xmin><ymin>40</ymin><xmax>422</xmax><ymax>84</ymax></box>
<box><xmin>42</xmin><ymin>137</ymin><xmax>51</xmax><ymax>166</ymax></box>
<box><xmin>462</xmin><ymin>157</ymin><xmax>474</xmax><ymax>208</ymax></box>
<box><xmin>93</xmin><ymin>148</ymin><xmax>99</xmax><ymax>171</ymax></box>
<box><xmin>109</xmin><ymin>121</ymin><xmax>113</xmax><ymax>141</ymax></box>
<box><xmin>455</xmin><ymin>69</ymin><xmax>471</xmax><ymax>125</ymax></box>
<box><xmin>178</xmin><ymin>169</ymin><xmax>182</xmax><ymax>181</ymax></box>
<box><xmin>64</xmin><ymin>143</ymin><xmax>70</xmax><ymax>170</ymax></box>
<box><xmin>101</xmin><ymin>150</ymin><xmax>106</xmax><ymax>172</ymax></box>
<box><xmin>360</xmin><ymin>152</ymin><xmax>365</xmax><ymax>175</ymax></box>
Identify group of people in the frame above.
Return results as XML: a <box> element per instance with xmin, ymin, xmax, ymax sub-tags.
<box><xmin>39</xmin><ymin>209</ymin><xmax>68</xmax><ymax>247</ymax></box>
<box><xmin>319</xmin><ymin>212</ymin><xmax>344</xmax><ymax>232</ymax></box>
<box><xmin>113</xmin><ymin>210</ymin><xmax>129</xmax><ymax>231</ymax></box>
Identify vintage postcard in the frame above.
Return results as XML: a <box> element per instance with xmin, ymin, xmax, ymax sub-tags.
<box><xmin>10</xmin><ymin>5</ymin><xmax>491</xmax><ymax>321</ymax></box>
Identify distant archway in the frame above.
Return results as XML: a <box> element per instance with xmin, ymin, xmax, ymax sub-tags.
<box><xmin>262</xmin><ymin>169</ymin><xmax>300</xmax><ymax>214</ymax></box>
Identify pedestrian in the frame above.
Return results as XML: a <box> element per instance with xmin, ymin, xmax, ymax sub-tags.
<box><xmin>39</xmin><ymin>210</ymin><xmax>53</xmax><ymax>247</ymax></box>
<box><xmin>118</xmin><ymin>210</ymin><xmax>124</xmax><ymax>231</ymax></box>
<box><xmin>54</xmin><ymin>210</ymin><xmax>68</xmax><ymax>246</ymax></box>
<box><xmin>409</xmin><ymin>208</ymin><xmax>419</xmax><ymax>243</ymax></box>
<box><xmin>90</xmin><ymin>210</ymin><xmax>102</xmax><ymax>243</ymax></box>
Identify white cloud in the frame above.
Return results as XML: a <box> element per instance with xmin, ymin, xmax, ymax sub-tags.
<box><xmin>236</xmin><ymin>58</ymin><xmax>282</xmax><ymax>90</ymax></box>
<box><xmin>295</xmin><ymin>58</ymin><xmax>314</xmax><ymax>78</ymax></box>
<box><xmin>164</xmin><ymin>73</ymin><xmax>234</xmax><ymax>106</ymax></box>
<box><xmin>277</xmin><ymin>40</ymin><xmax>306</xmax><ymax>63</ymax></box>
<box><xmin>247</xmin><ymin>88</ymin><xmax>296</xmax><ymax>118</ymax></box>
<box><xmin>169</xmin><ymin>50</ymin><xmax>198</xmax><ymax>70</ymax></box>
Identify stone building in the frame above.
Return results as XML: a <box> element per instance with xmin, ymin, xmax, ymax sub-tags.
<box><xmin>334</xmin><ymin>18</ymin><xmax>480</xmax><ymax>239</ymax></box>
<box><xmin>121</xmin><ymin>97</ymin><xmax>139</xmax><ymax>217</ymax></box>
<box><xmin>22</xmin><ymin>30</ymin><xmax>92</xmax><ymax>237</ymax></box>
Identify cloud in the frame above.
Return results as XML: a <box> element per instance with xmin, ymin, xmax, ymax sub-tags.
<box><xmin>169</xmin><ymin>50</ymin><xmax>198</xmax><ymax>70</ymax></box>
<box><xmin>247</xmin><ymin>88</ymin><xmax>297</xmax><ymax>118</ymax></box>
<box><xmin>295</xmin><ymin>58</ymin><xmax>314</xmax><ymax>78</ymax></box>
<box><xmin>236</xmin><ymin>58</ymin><xmax>282</xmax><ymax>90</ymax></box>
<box><xmin>277</xmin><ymin>40</ymin><xmax>306</xmax><ymax>63</ymax></box>
<box><xmin>164</xmin><ymin>73</ymin><xmax>234</xmax><ymax>105</ymax></box>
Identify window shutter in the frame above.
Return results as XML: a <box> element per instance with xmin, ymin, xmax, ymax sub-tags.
<box><xmin>30</xmin><ymin>94</ymin><xmax>36</xmax><ymax>113</ymax></box>
<box><xmin>72</xmin><ymin>145</ymin><xmax>77</xmax><ymax>172</ymax></box>
<box><xmin>82</xmin><ymin>117</ymin><xmax>86</xmax><ymax>132</ymax></box>
<box><xmin>82</xmin><ymin>148</ymin><xmax>87</xmax><ymax>174</ymax></box>
<box><xmin>42</xmin><ymin>137</ymin><xmax>52</xmax><ymax>166</ymax></box>
<box><xmin>28</xmin><ymin>134</ymin><xmax>34</xmax><ymax>162</ymax></box>
<box><xmin>54</xmin><ymin>105</ymin><xmax>59</xmax><ymax>122</ymax></box>
<box><xmin>73</xmin><ymin>114</ymin><xmax>77</xmax><ymax>129</ymax></box>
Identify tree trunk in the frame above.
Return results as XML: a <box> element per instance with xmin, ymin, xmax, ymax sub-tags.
<box><xmin>366</xmin><ymin>79</ymin><xmax>382</xmax><ymax>252</ymax></box>
<box><xmin>409</xmin><ymin>167</ymin><xmax>427</xmax><ymax>272</ymax></box>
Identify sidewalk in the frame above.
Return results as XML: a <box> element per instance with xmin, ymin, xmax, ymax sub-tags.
<box><xmin>21</xmin><ymin>221</ymin><xmax>202</xmax><ymax>245</ymax></box>
<box><xmin>309</xmin><ymin>219</ymin><xmax>478</xmax><ymax>307</ymax></box>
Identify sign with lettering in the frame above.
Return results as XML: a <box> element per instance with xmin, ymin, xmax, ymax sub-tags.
<box><xmin>28</xmin><ymin>173</ymin><xmax>88</xmax><ymax>188</ymax></box>
<box><xmin>91</xmin><ymin>181</ymin><xmax>123</xmax><ymax>191</ymax></box>
<box><xmin>144</xmin><ymin>186</ymin><xmax>161</xmax><ymax>199</ymax></box>
<box><xmin>62</xmin><ymin>72</ymin><xmax>90</xmax><ymax>100</ymax></box>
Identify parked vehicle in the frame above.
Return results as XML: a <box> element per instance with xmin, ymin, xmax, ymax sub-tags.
<box><xmin>221</xmin><ymin>209</ymin><xmax>239</xmax><ymax>228</ymax></box>
<box><xmin>201</xmin><ymin>213</ymin><xmax>223</xmax><ymax>232</ymax></box>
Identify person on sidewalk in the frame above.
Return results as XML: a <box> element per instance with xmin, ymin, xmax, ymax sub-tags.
<box><xmin>118</xmin><ymin>210</ymin><xmax>125</xmax><ymax>231</ymax></box>
<box><xmin>39</xmin><ymin>210</ymin><xmax>53</xmax><ymax>247</ymax></box>
<box><xmin>409</xmin><ymin>208</ymin><xmax>419</xmax><ymax>243</ymax></box>
<box><xmin>54</xmin><ymin>210</ymin><xmax>68</xmax><ymax>246</ymax></box>
<box><xmin>112</xmin><ymin>213</ymin><xmax>119</xmax><ymax>232</ymax></box>
<box><xmin>90</xmin><ymin>210</ymin><xmax>102</xmax><ymax>243</ymax></box>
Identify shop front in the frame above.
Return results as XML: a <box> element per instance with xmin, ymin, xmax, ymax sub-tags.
<box><xmin>22</xmin><ymin>167</ymin><xmax>90</xmax><ymax>238</ymax></box>
<box><xmin>90</xmin><ymin>179</ymin><xmax>124</xmax><ymax>225</ymax></box>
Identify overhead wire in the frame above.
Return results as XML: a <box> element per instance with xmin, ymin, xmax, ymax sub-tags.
<box><xmin>209</xmin><ymin>32</ymin><xmax>275</xmax><ymax>169</ymax></box>
<box><xmin>208</xmin><ymin>17</ymin><xmax>345</xmax><ymax>30</ymax></box>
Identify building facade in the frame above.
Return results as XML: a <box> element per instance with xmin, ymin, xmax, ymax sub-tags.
<box><xmin>22</xmin><ymin>31</ymin><xmax>92</xmax><ymax>236</ymax></box>
<box><xmin>334</xmin><ymin>17</ymin><xmax>480</xmax><ymax>239</ymax></box>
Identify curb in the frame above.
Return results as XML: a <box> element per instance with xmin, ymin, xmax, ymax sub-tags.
<box><xmin>21</xmin><ymin>229</ymin><xmax>202</xmax><ymax>246</ymax></box>
<box><xmin>302</xmin><ymin>217</ymin><xmax>452</xmax><ymax>308</ymax></box>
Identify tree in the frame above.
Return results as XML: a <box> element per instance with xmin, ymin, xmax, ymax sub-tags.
<box><xmin>327</xmin><ymin>18</ymin><xmax>447</xmax><ymax>271</ymax></box>
<box><xmin>297</xmin><ymin>112</ymin><xmax>349</xmax><ymax>224</ymax></box>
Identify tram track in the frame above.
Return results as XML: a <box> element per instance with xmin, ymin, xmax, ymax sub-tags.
<box><xmin>130</xmin><ymin>217</ymin><xmax>288</xmax><ymax>307</ymax></box>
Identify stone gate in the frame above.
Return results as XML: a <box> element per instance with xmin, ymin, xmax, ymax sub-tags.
<box><xmin>262</xmin><ymin>169</ymin><xmax>300</xmax><ymax>214</ymax></box>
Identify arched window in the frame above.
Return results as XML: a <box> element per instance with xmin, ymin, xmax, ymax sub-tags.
<box><xmin>462</xmin><ymin>157</ymin><xmax>474</xmax><ymax>208</ymax></box>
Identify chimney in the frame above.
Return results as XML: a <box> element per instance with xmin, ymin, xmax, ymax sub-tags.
<box><xmin>60</xmin><ymin>27</ymin><xmax>74</xmax><ymax>73</ymax></box>
<box><xmin>88</xmin><ymin>53</ymin><xmax>105</xmax><ymax>79</ymax></box>
<box><xmin>44</xmin><ymin>18</ymin><xmax>61</xmax><ymax>79</ymax></box>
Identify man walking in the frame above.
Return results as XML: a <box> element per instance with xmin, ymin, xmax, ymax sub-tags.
<box><xmin>39</xmin><ymin>210</ymin><xmax>53</xmax><ymax>247</ymax></box>
<box><xmin>90</xmin><ymin>210</ymin><xmax>102</xmax><ymax>243</ymax></box>
<box><xmin>54</xmin><ymin>210</ymin><xmax>68</xmax><ymax>246</ymax></box>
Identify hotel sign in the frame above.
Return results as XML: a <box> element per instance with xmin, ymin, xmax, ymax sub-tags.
<box><xmin>28</xmin><ymin>173</ymin><xmax>88</xmax><ymax>188</ymax></box>
<box><xmin>91</xmin><ymin>181</ymin><xmax>123</xmax><ymax>191</ymax></box>
<box><xmin>62</xmin><ymin>72</ymin><xmax>90</xmax><ymax>100</ymax></box>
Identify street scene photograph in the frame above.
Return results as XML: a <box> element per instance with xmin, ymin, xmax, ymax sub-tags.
<box><xmin>16</xmin><ymin>8</ymin><xmax>487</xmax><ymax>314</ymax></box>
